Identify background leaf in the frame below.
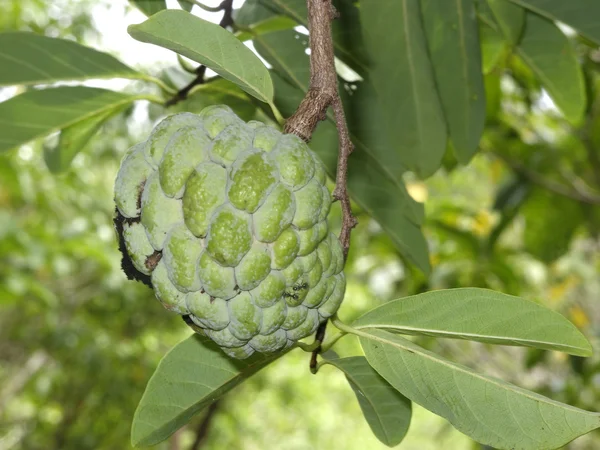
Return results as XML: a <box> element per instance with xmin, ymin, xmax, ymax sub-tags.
<box><xmin>509</xmin><ymin>0</ymin><xmax>600</xmax><ymax>45</ymax></box>
<box><xmin>323</xmin><ymin>355</ymin><xmax>412</xmax><ymax>447</ymax></box>
<box><xmin>421</xmin><ymin>0</ymin><xmax>486</xmax><ymax>163</ymax></box>
<box><xmin>128</xmin><ymin>10</ymin><xmax>274</xmax><ymax>103</ymax></box>
<box><xmin>516</xmin><ymin>12</ymin><xmax>586</xmax><ymax>123</ymax></box>
<box><xmin>353</xmin><ymin>288</ymin><xmax>592</xmax><ymax>356</ymax></box>
<box><xmin>176</xmin><ymin>0</ymin><xmax>193</xmax><ymax>12</ymax></box>
<box><xmin>479</xmin><ymin>24</ymin><xmax>506</xmax><ymax>74</ymax></box>
<box><xmin>0</xmin><ymin>32</ymin><xmax>139</xmax><ymax>86</ymax></box>
<box><xmin>131</xmin><ymin>335</ymin><xmax>284</xmax><ymax>447</ymax></box>
<box><xmin>360</xmin><ymin>0</ymin><xmax>447</xmax><ymax>178</ymax></box>
<box><xmin>43</xmin><ymin>105</ymin><xmax>124</xmax><ymax>173</ymax></box>
<box><xmin>522</xmin><ymin>188</ymin><xmax>584</xmax><ymax>263</ymax></box>
<box><xmin>486</xmin><ymin>0</ymin><xmax>525</xmax><ymax>45</ymax></box>
<box><xmin>256</xmin><ymin>0</ymin><xmax>367</xmax><ymax>74</ymax></box>
<box><xmin>360</xmin><ymin>329</ymin><xmax>600</xmax><ymax>450</ymax></box>
<box><xmin>130</xmin><ymin>0</ymin><xmax>167</xmax><ymax>16</ymax></box>
<box><xmin>0</xmin><ymin>86</ymin><xmax>138</xmax><ymax>153</ymax></box>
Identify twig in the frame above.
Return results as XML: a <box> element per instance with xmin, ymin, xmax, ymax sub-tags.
<box><xmin>165</xmin><ymin>0</ymin><xmax>234</xmax><ymax>107</ymax></box>
<box><xmin>179</xmin><ymin>0</ymin><xmax>224</xmax><ymax>13</ymax></box>
<box><xmin>494</xmin><ymin>153</ymin><xmax>600</xmax><ymax>205</ymax></box>
<box><xmin>189</xmin><ymin>401</ymin><xmax>220</xmax><ymax>450</ymax></box>
<box><xmin>283</xmin><ymin>0</ymin><xmax>357</xmax><ymax>372</ymax></box>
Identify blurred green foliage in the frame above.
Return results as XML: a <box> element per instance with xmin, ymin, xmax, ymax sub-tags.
<box><xmin>1</xmin><ymin>0</ymin><xmax>600</xmax><ymax>449</ymax></box>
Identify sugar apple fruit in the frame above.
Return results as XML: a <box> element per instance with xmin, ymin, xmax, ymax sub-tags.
<box><xmin>114</xmin><ymin>105</ymin><xmax>345</xmax><ymax>359</ymax></box>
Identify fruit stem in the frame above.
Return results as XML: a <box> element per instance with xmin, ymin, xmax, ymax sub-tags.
<box><xmin>296</xmin><ymin>340</ymin><xmax>321</xmax><ymax>353</ymax></box>
<box><xmin>269</xmin><ymin>102</ymin><xmax>285</xmax><ymax>126</ymax></box>
<box><xmin>330</xmin><ymin>314</ymin><xmax>360</xmax><ymax>337</ymax></box>
<box><xmin>320</xmin><ymin>330</ymin><xmax>347</xmax><ymax>353</ymax></box>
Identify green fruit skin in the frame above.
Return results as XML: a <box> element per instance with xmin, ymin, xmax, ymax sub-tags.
<box><xmin>115</xmin><ymin>105</ymin><xmax>345</xmax><ymax>359</ymax></box>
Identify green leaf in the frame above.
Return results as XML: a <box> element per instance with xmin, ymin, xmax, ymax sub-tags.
<box><xmin>353</xmin><ymin>288</ymin><xmax>592</xmax><ymax>356</ymax></box>
<box><xmin>0</xmin><ymin>32</ymin><xmax>139</xmax><ymax>86</ymax></box>
<box><xmin>260</xmin><ymin>0</ymin><xmax>367</xmax><ymax>74</ymax></box>
<box><xmin>486</xmin><ymin>0</ymin><xmax>525</xmax><ymax>45</ymax></box>
<box><xmin>130</xmin><ymin>0</ymin><xmax>166</xmax><ymax>16</ymax></box>
<box><xmin>421</xmin><ymin>0</ymin><xmax>486</xmax><ymax>164</ymax></box>
<box><xmin>131</xmin><ymin>334</ymin><xmax>284</xmax><ymax>447</ymax></box>
<box><xmin>360</xmin><ymin>0</ymin><xmax>447</xmax><ymax>178</ymax></box>
<box><xmin>253</xmin><ymin>30</ymin><xmax>430</xmax><ymax>273</ymax></box>
<box><xmin>176</xmin><ymin>0</ymin><xmax>193</xmax><ymax>12</ymax></box>
<box><xmin>509</xmin><ymin>0</ymin><xmax>600</xmax><ymax>45</ymax></box>
<box><xmin>43</xmin><ymin>105</ymin><xmax>123</xmax><ymax>173</ymax></box>
<box><xmin>360</xmin><ymin>329</ymin><xmax>600</xmax><ymax>450</ymax></box>
<box><xmin>522</xmin><ymin>188</ymin><xmax>584</xmax><ymax>263</ymax></box>
<box><xmin>171</xmin><ymin>78</ymin><xmax>256</xmax><ymax>121</ymax></box>
<box><xmin>0</xmin><ymin>86</ymin><xmax>139</xmax><ymax>153</ymax></box>
<box><xmin>128</xmin><ymin>10</ymin><xmax>274</xmax><ymax>103</ymax></box>
<box><xmin>516</xmin><ymin>13</ymin><xmax>586</xmax><ymax>123</ymax></box>
<box><xmin>235</xmin><ymin>0</ymin><xmax>279</xmax><ymax>27</ymax></box>
<box><xmin>235</xmin><ymin>16</ymin><xmax>298</xmax><ymax>42</ymax></box>
<box><xmin>323</xmin><ymin>355</ymin><xmax>411</xmax><ymax>447</ymax></box>
<box><xmin>480</xmin><ymin>24</ymin><xmax>506</xmax><ymax>74</ymax></box>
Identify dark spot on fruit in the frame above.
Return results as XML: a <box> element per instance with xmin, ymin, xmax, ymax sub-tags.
<box><xmin>114</xmin><ymin>207</ymin><xmax>151</xmax><ymax>288</ymax></box>
<box><xmin>136</xmin><ymin>180</ymin><xmax>146</xmax><ymax>211</ymax></box>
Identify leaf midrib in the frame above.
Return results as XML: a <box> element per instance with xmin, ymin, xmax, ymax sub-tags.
<box><xmin>354</xmin><ymin>323</ymin><xmax>587</xmax><ymax>354</ymax></box>
<box><xmin>359</xmin><ymin>328</ymin><xmax>600</xmax><ymax>413</ymax></box>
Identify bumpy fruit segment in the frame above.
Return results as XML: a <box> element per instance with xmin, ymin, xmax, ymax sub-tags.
<box><xmin>114</xmin><ymin>105</ymin><xmax>345</xmax><ymax>359</ymax></box>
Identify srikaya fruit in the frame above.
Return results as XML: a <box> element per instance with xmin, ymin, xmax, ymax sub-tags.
<box><xmin>114</xmin><ymin>105</ymin><xmax>345</xmax><ymax>359</ymax></box>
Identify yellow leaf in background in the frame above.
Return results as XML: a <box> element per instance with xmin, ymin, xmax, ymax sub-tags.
<box><xmin>548</xmin><ymin>275</ymin><xmax>580</xmax><ymax>306</ymax></box>
<box><xmin>490</xmin><ymin>158</ymin><xmax>504</xmax><ymax>182</ymax></box>
<box><xmin>472</xmin><ymin>210</ymin><xmax>497</xmax><ymax>236</ymax></box>
<box><xmin>570</xmin><ymin>305</ymin><xmax>590</xmax><ymax>329</ymax></box>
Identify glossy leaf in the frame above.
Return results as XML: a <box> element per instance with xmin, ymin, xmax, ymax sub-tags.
<box><xmin>353</xmin><ymin>288</ymin><xmax>592</xmax><ymax>356</ymax></box>
<box><xmin>360</xmin><ymin>0</ymin><xmax>447</xmax><ymax>178</ymax></box>
<box><xmin>516</xmin><ymin>13</ymin><xmax>586</xmax><ymax>123</ymax></box>
<box><xmin>509</xmin><ymin>0</ymin><xmax>600</xmax><ymax>45</ymax></box>
<box><xmin>487</xmin><ymin>0</ymin><xmax>525</xmax><ymax>45</ymax></box>
<box><xmin>0</xmin><ymin>32</ymin><xmax>138</xmax><ymax>86</ymax></box>
<box><xmin>128</xmin><ymin>10</ymin><xmax>274</xmax><ymax>103</ymax></box>
<box><xmin>131</xmin><ymin>335</ymin><xmax>284</xmax><ymax>447</ymax></box>
<box><xmin>0</xmin><ymin>86</ymin><xmax>138</xmax><ymax>153</ymax></box>
<box><xmin>44</xmin><ymin>106</ymin><xmax>123</xmax><ymax>173</ymax></box>
<box><xmin>254</xmin><ymin>30</ymin><xmax>430</xmax><ymax>272</ymax></box>
<box><xmin>323</xmin><ymin>355</ymin><xmax>411</xmax><ymax>447</ymax></box>
<box><xmin>360</xmin><ymin>329</ymin><xmax>600</xmax><ymax>449</ymax></box>
<box><xmin>130</xmin><ymin>0</ymin><xmax>166</xmax><ymax>16</ymax></box>
<box><xmin>421</xmin><ymin>0</ymin><xmax>486</xmax><ymax>164</ymax></box>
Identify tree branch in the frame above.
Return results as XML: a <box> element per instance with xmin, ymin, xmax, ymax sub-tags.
<box><xmin>165</xmin><ymin>0</ymin><xmax>234</xmax><ymax>107</ymax></box>
<box><xmin>494</xmin><ymin>153</ymin><xmax>600</xmax><ymax>205</ymax></box>
<box><xmin>189</xmin><ymin>401</ymin><xmax>220</xmax><ymax>450</ymax></box>
<box><xmin>283</xmin><ymin>0</ymin><xmax>357</xmax><ymax>372</ymax></box>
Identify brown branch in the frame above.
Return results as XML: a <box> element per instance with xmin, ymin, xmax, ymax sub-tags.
<box><xmin>165</xmin><ymin>0</ymin><xmax>234</xmax><ymax>107</ymax></box>
<box><xmin>189</xmin><ymin>401</ymin><xmax>220</xmax><ymax>450</ymax></box>
<box><xmin>283</xmin><ymin>0</ymin><xmax>357</xmax><ymax>372</ymax></box>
